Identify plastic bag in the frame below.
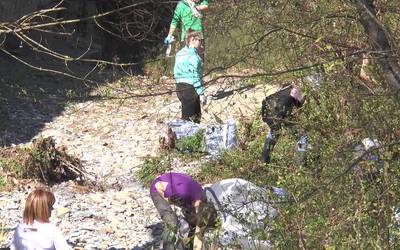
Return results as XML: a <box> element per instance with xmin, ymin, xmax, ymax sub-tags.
<box><xmin>204</xmin><ymin>178</ymin><xmax>280</xmax><ymax>249</ymax></box>
<box><xmin>163</xmin><ymin>119</ymin><xmax>237</xmax><ymax>157</ymax></box>
<box><xmin>205</xmin><ymin>119</ymin><xmax>237</xmax><ymax>157</ymax></box>
<box><xmin>167</xmin><ymin>119</ymin><xmax>201</xmax><ymax>140</ymax></box>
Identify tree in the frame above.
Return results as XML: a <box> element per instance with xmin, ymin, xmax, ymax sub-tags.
<box><xmin>197</xmin><ymin>1</ymin><xmax>400</xmax><ymax>248</ymax></box>
<box><xmin>354</xmin><ymin>0</ymin><xmax>400</xmax><ymax>96</ymax></box>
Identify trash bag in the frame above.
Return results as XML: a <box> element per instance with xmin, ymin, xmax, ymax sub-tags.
<box><xmin>162</xmin><ymin>119</ymin><xmax>237</xmax><ymax>157</ymax></box>
<box><xmin>353</xmin><ymin>137</ymin><xmax>383</xmax><ymax>181</ymax></box>
<box><xmin>205</xmin><ymin>119</ymin><xmax>237</xmax><ymax>157</ymax></box>
<box><xmin>204</xmin><ymin>178</ymin><xmax>284</xmax><ymax>249</ymax></box>
<box><xmin>167</xmin><ymin>119</ymin><xmax>201</xmax><ymax>140</ymax></box>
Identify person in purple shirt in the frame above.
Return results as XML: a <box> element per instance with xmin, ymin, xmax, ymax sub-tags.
<box><xmin>150</xmin><ymin>172</ymin><xmax>212</xmax><ymax>250</ymax></box>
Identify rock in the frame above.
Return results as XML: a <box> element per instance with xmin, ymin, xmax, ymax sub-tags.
<box><xmin>56</xmin><ymin>207</ymin><xmax>71</xmax><ymax>217</ymax></box>
<box><xmin>0</xmin><ymin>76</ymin><xmax>266</xmax><ymax>248</ymax></box>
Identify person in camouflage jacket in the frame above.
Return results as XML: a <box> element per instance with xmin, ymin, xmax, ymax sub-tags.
<box><xmin>261</xmin><ymin>85</ymin><xmax>306</xmax><ymax>164</ymax></box>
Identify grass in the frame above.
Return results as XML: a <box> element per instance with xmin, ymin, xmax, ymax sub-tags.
<box><xmin>137</xmin><ymin>155</ymin><xmax>172</xmax><ymax>186</ymax></box>
<box><xmin>0</xmin><ymin>223</ymin><xmax>7</xmax><ymax>246</ymax></box>
<box><xmin>0</xmin><ymin>176</ymin><xmax>6</xmax><ymax>191</ymax></box>
<box><xmin>175</xmin><ymin>130</ymin><xmax>205</xmax><ymax>154</ymax></box>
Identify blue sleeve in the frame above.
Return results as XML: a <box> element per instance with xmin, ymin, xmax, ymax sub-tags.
<box><xmin>188</xmin><ymin>54</ymin><xmax>204</xmax><ymax>95</ymax></box>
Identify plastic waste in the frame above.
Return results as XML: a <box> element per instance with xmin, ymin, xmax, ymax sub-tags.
<box><xmin>164</xmin><ymin>119</ymin><xmax>237</xmax><ymax>157</ymax></box>
<box><xmin>205</xmin><ymin>119</ymin><xmax>237</xmax><ymax>157</ymax></box>
<box><xmin>205</xmin><ymin>178</ymin><xmax>280</xmax><ymax>249</ymax></box>
<box><xmin>272</xmin><ymin>187</ymin><xmax>287</xmax><ymax>198</ymax></box>
<box><xmin>177</xmin><ymin>218</ymin><xmax>190</xmax><ymax>238</ymax></box>
<box><xmin>353</xmin><ymin>137</ymin><xmax>383</xmax><ymax>179</ymax></box>
<box><xmin>297</xmin><ymin>134</ymin><xmax>308</xmax><ymax>152</ymax></box>
<box><xmin>167</xmin><ymin>119</ymin><xmax>201</xmax><ymax>140</ymax></box>
<box><xmin>165</xmin><ymin>36</ymin><xmax>175</xmax><ymax>57</ymax></box>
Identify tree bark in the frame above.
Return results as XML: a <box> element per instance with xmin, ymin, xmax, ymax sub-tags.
<box><xmin>354</xmin><ymin>0</ymin><xmax>400</xmax><ymax>98</ymax></box>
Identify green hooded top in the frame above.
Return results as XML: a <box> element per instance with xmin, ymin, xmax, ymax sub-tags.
<box><xmin>170</xmin><ymin>0</ymin><xmax>209</xmax><ymax>41</ymax></box>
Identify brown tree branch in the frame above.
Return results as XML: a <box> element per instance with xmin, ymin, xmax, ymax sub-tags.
<box><xmin>354</xmin><ymin>0</ymin><xmax>400</xmax><ymax>97</ymax></box>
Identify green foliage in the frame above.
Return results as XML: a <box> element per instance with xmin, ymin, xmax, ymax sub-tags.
<box><xmin>266</xmin><ymin>80</ymin><xmax>400</xmax><ymax>248</ymax></box>
<box><xmin>0</xmin><ymin>137</ymin><xmax>83</xmax><ymax>184</ymax></box>
<box><xmin>175</xmin><ymin>130</ymin><xmax>205</xmax><ymax>154</ymax></box>
<box><xmin>191</xmin><ymin>74</ymin><xmax>400</xmax><ymax>248</ymax></box>
<box><xmin>148</xmin><ymin>1</ymin><xmax>400</xmax><ymax>247</ymax></box>
<box><xmin>0</xmin><ymin>222</ymin><xmax>6</xmax><ymax>246</ymax></box>
<box><xmin>0</xmin><ymin>152</ymin><xmax>29</xmax><ymax>179</ymax></box>
<box><xmin>0</xmin><ymin>176</ymin><xmax>6</xmax><ymax>190</ymax></box>
<box><xmin>142</xmin><ymin>44</ymin><xmax>177</xmax><ymax>79</ymax></box>
<box><xmin>196</xmin><ymin>118</ymin><xmax>268</xmax><ymax>185</ymax></box>
<box><xmin>137</xmin><ymin>155</ymin><xmax>172</xmax><ymax>186</ymax></box>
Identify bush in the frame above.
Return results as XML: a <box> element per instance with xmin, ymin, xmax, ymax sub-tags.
<box><xmin>0</xmin><ymin>176</ymin><xmax>6</xmax><ymax>191</ymax></box>
<box><xmin>196</xmin><ymin>117</ymin><xmax>268</xmax><ymax>184</ymax></box>
<box><xmin>137</xmin><ymin>155</ymin><xmax>172</xmax><ymax>186</ymax></box>
<box><xmin>0</xmin><ymin>137</ymin><xmax>85</xmax><ymax>186</ymax></box>
<box><xmin>175</xmin><ymin>130</ymin><xmax>205</xmax><ymax>154</ymax></box>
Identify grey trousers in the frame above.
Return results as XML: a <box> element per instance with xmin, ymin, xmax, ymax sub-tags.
<box><xmin>151</xmin><ymin>192</ymin><xmax>196</xmax><ymax>250</ymax></box>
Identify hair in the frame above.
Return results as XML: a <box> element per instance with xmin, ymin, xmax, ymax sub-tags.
<box><xmin>185</xmin><ymin>29</ymin><xmax>201</xmax><ymax>46</ymax></box>
<box><xmin>23</xmin><ymin>188</ymin><xmax>55</xmax><ymax>224</ymax></box>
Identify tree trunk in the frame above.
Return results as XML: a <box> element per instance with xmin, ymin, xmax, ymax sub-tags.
<box><xmin>355</xmin><ymin>0</ymin><xmax>400</xmax><ymax>98</ymax></box>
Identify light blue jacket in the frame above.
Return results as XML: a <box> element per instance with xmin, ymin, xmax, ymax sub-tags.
<box><xmin>174</xmin><ymin>46</ymin><xmax>204</xmax><ymax>95</ymax></box>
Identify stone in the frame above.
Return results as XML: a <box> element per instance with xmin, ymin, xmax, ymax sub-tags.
<box><xmin>56</xmin><ymin>207</ymin><xmax>71</xmax><ymax>217</ymax></box>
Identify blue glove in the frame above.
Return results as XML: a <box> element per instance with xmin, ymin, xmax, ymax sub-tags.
<box><xmin>164</xmin><ymin>35</ymin><xmax>174</xmax><ymax>45</ymax></box>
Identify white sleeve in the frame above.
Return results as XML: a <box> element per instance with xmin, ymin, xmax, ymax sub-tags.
<box><xmin>9</xmin><ymin>225</ymin><xmax>19</xmax><ymax>250</ymax></box>
<box><xmin>9</xmin><ymin>233</ymin><xmax>16</xmax><ymax>250</ymax></box>
<box><xmin>52</xmin><ymin>227</ymin><xmax>71</xmax><ymax>250</ymax></box>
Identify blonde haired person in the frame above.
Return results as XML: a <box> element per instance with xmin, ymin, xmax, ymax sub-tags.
<box><xmin>10</xmin><ymin>188</ymin><xmax>71</xmax><ymax>250</ymax></box>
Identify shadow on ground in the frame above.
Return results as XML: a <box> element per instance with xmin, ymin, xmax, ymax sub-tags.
<box><xmin>0</xmin><ymin>47</ymin><xmax>117</xmax><ymax>147</ymax></box>
<box><xmin>129</xmin><ymin>223</ymin><xmax>163</xmax><ymax>250</ymax></box>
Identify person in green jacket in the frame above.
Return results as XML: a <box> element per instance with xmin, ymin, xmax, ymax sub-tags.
<box><xmin>174</xmin><ymin>30</ymin><xmax>206</xmax><ymax>123</ymax></box>
<box><xmin>164</xmin><ymin>0</ymin><xmax>209</xmax><ymax>57</ymax></box>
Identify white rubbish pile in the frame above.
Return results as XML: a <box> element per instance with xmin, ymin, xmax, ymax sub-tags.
<box><xmin>161</xmin><ymin>119</ymin><xmax>237</xmax><ymax>157</ymax></box>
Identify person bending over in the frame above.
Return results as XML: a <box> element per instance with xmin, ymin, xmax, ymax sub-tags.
<box><xmin>261</xmin><ymin>85</ymin><xmax>305</xmax><ymax>164</ymax></box>
<box><xmin>150</xmin><ymin>172</ymin><xmax>215</xmax><ymax>250</ymax></box>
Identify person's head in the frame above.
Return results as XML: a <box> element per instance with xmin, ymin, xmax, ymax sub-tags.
<box><xmin>185</xmin><ymin>29</ymin><xmax>201</xmax><ymax>49</ymax></box>
<box><xmin>23</xmin><ymin>188</ymin><xmax>55</xmax><ymax>224</ymax></box>
<box><xmin>290</xmin><ymin>85</ymin><xmax>304</xmax><ymax>104</ymax></box>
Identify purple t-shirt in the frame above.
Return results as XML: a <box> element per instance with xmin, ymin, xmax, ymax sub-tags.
<box><xmin>150</xmin><ymin>172</ymin><xmax>203</xmax><ymax>206</ymax></box>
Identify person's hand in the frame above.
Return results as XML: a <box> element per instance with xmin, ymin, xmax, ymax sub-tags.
<box><xmin>199</xmin><ymin>94</ymin><xmax>207</xmax><ymax>106</ymax></box>
<box><xmin>164</xmin><ymin>35</ymin><xmax>174</xmax><ymax>45</ymax></box>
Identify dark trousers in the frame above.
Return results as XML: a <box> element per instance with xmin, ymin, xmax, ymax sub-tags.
<box><xmin>262</xmin><ymin>130</ymin><xmax>279</xmax><ymax>164</ymax></box>
<box><xmin>261</xmin><ymin>121</ymin><xmax>280</xmax><ymax>163</ymax></box>
<box><xmin>151</xmin><ymin>192</ymin><xmax>197</xmax><ymax>250</ymax></box>
<box><xmin>176</xmin><ymin>83</ymin><xmax>201</xmax><ymax>123</ymax></box>
<box><xmin>261</xmin><ymin>123</ymin><xmax>307</xmax><ymax>165</ymax></box>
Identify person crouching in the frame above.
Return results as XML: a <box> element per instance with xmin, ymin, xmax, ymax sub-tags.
<box><xmin>150</xmin><ymin>172</ymin><xmax>215</xmax><ymax>250</ymax></box>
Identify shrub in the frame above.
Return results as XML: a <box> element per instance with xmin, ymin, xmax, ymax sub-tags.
<box><xmin>137</xmin><ymin>155</ymin><xmax>172</xmax><ymax>186</ymax></box>
<box><xmin>175</xmin><ymin>130</ymin><xmax>205</xmax><ymax>154</ymax></box>
<box><xmin>0</xmin><ymin>176</ymin><xmax>6</xmax><ymax>191</ymax></box>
